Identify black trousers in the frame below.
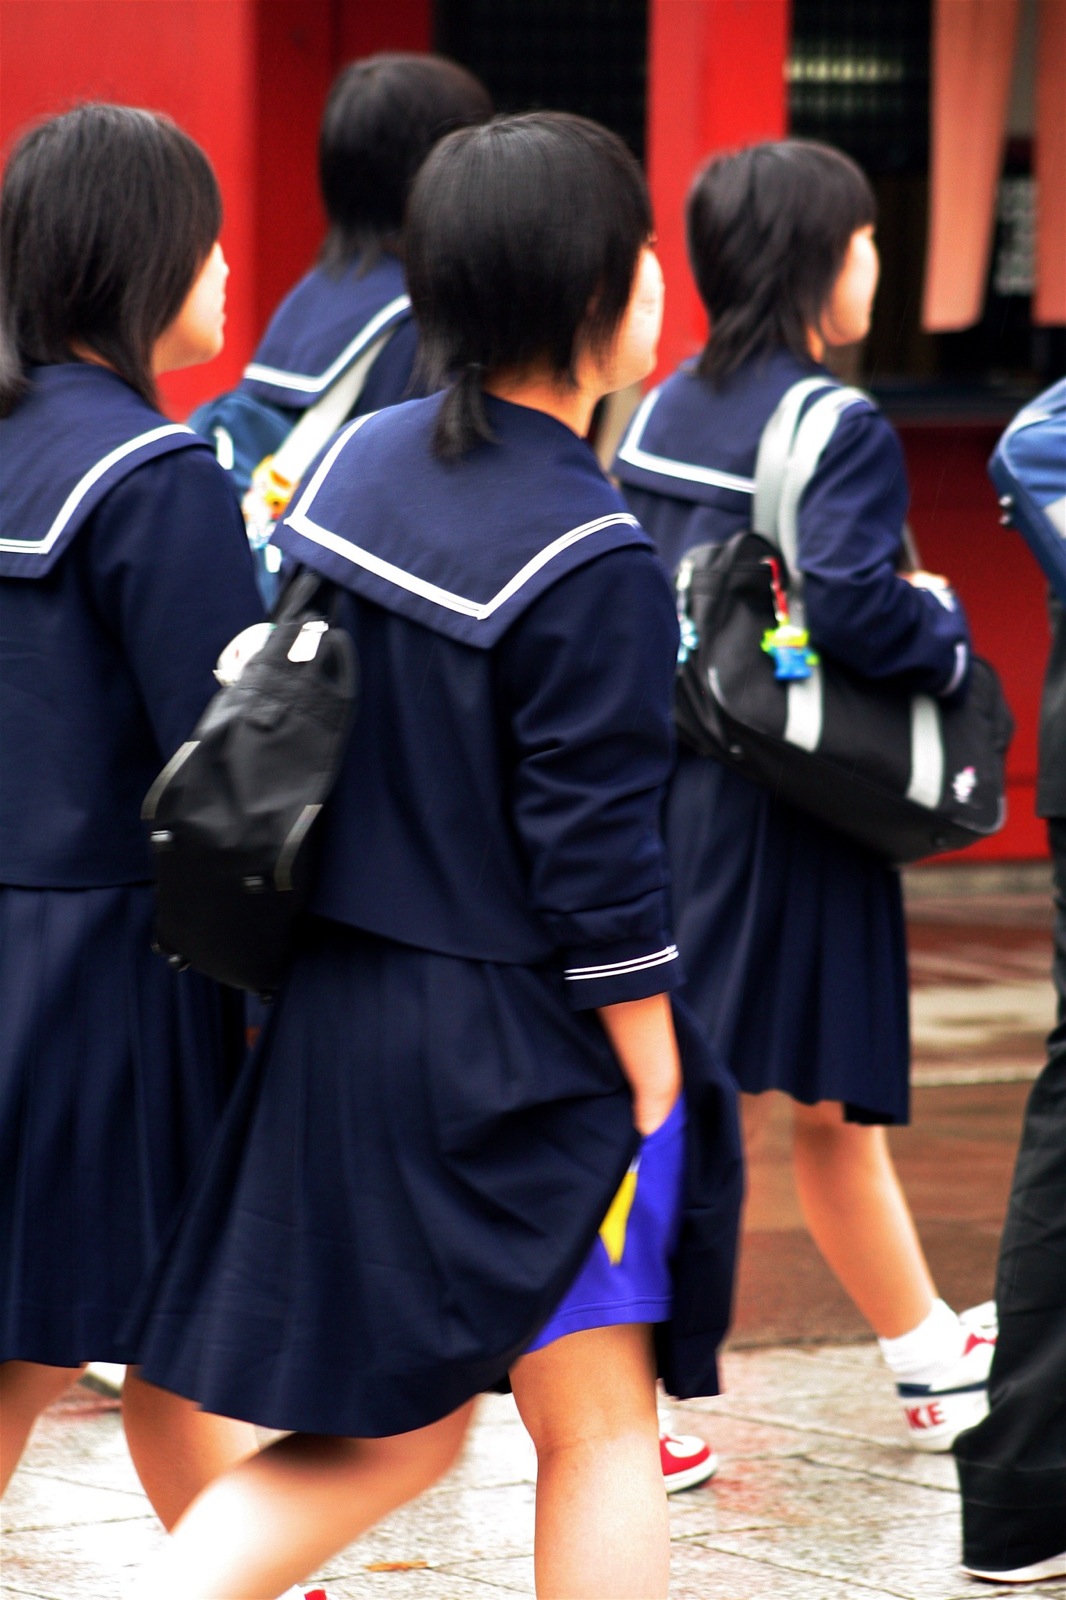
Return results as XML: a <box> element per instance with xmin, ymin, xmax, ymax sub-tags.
<box><xmin>955</xmin><ymin>817</ymin><xmax>1066</xmax><ymax>1568</ymax></box>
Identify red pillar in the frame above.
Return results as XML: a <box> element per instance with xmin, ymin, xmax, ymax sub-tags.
<box><xmin>646</xmin><ymin>0</ymin><xmax>791</xmax><ymax>382</ymax></box>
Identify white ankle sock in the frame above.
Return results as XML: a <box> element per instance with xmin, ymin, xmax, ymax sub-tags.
<box><xmin>276</xmin><ymin>1588</ymin><xmax>306</xmax><ymax>1600</ymax></box>
<box><xmin>878</xmin><ymin>1298</ymin><xmax>965</xmax><ymax>1384</ymax></box>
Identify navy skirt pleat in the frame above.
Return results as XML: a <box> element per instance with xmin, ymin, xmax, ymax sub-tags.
<box><xmin>134</xmin><ymin>919</ymin><xmax>742</xmax><ymax>1437</ymax></box>
<box><xmin>0</xmin><ymin>884</ymin><xmax>242</xmax><ymax>1365</ymax></box>
<box><xmin>664</xmin><ymin>750</ymin><xmax>910</xmax><ymax>1124</ymax></box>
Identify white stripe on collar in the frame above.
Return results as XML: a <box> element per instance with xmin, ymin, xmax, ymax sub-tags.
<box><xmin>616</xmin><ymin>387</ymin><xmax>755</xmax><ymax>494</ymax></box>
<box><xmin>243</xmin><ymin>294</ymin><xmax>411</xmax><ymax>395</ymax></box>
<box><xmin>0</xmin><ymin>423</ymin><xmax>195</xmax><ymax>555</ymax></box>
<box><xmin>285</xmin><ymin>412</ymin><xmax>640</xmax><ymax>622</ymax></box>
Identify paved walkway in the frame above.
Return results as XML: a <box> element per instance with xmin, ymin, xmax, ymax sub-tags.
<box><xmin>3</xmin><ymin>1351</ymin><xmax>1063</xmax><ymax>1600</ymax></box>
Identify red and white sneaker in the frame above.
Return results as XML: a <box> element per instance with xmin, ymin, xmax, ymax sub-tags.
<box><xmin>659</xmin><ymin>1431</ymin><xmax>718</xmax><ymax>1492</ymax></box>
<box><xmin>897</xmin><ymin>1301</ymin><xmax>998</xmax><ymax>1453</ymax></box>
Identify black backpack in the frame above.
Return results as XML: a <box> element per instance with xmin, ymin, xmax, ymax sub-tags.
<box><xmin>674</xmin><ymin>381</ymin><xmax>1014</xmax><ymax>864</ymax></box>
<box><xmin>142</xmin><ymin>569</ymin><xmax>357</xmax><ymax>992</ymax></box>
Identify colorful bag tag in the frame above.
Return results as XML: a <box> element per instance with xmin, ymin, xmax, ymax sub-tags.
<box><xmin>760</xmin><ymin>556</ymin><xmax>819</xmax><ymax>681</ymax></box>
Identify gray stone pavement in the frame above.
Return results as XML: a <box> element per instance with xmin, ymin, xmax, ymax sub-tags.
<box><xmin>3</xmin><ymin>1349</ymin><xmax>1064</xmax><ymax>1600</ymax></box>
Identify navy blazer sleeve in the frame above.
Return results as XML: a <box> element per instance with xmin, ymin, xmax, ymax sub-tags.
<box><xmin>83</xmin><ymin>448</ymin><xmax>264</xmax><ymax>757</ymax></box>
<box><xmin>799</xmin><ymin>405</ymin><xmax>971</xmax><ymax>696</ymax></box>
<box><xmin>496</xmin><ymin>546</ymin><xmax>683</xmax><ymax>1010</ymax></box>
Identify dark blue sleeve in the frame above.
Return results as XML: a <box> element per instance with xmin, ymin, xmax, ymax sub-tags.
<box><xmin>799</xmin><ymin>405</ymin><xmax>971</xmax><ymax>696</ymax></box>
<box><xmin>355</xmin><ymin>317</ymin><xmax>423</xmax><ymax>413</ymax></box>
<box><xmin>495</xmin><ymin>546</ymin><xmax>683</xmax><ymax>1009</ymax></box>
<box><xmin>83</xmin><ymin>446</ymin><xmax>265</xmax><ymax>758</ymax></box>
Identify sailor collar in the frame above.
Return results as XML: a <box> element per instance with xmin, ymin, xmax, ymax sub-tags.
<box><xmin>241</xmin><ymin>257</ymin><xmax>412</xmax><ymax>412</ymax></box>
<box><xmin>0</xmin><ymin>365</ymin><xmax>208</xmax><ymax>579</ymax></box>
<box><xmin>613</xmin><ymin>355</ymin><xmax>836</xmax><ymax>509</ymax></box>
<box><xmin>273</xmin><ymin>392</ymin><xmax>654</xmax><ymax>648</ymax></box>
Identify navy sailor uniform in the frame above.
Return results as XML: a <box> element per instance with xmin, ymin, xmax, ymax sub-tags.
<box><xmin>0</xmin><ymin>363</ymin><xmax>263</xmax><ymax>1365</ymax></box>
<box><xmin>239</xmin><ymin>253</ymin><xmax>418</xmax><ymax>421</ymax></box>
<box><xmin>132</xmin><ymin>393</ymin><xmax>743</xmax><ymax>1437</ymax></box>
<box><xmin>614</xmin><ymin>351</ymin><xmax>972</xmax><ymax>1124</ymax></box>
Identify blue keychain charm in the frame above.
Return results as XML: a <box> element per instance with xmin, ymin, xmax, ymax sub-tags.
<box><xmin>675</xmin><ymin>557</ymin><xmax>699</xmax><ymax>665</ymax></box>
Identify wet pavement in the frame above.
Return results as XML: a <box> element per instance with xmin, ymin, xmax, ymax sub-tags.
<box><xmin>3</xmin><ymin>873</ymin><xmax>1063</xmax><ymax>1599</ymax></box>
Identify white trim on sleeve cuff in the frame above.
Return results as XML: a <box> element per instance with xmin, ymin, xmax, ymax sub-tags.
<box><xmin>564</xmin><ymin>945</ymin><xmax>679</xmax><ymax>981</ymax></box>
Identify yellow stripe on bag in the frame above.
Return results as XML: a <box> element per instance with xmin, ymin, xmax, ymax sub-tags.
<box><xmin>598</xmin><ymin>1158</ymin><xmax>641</xmax><ymax>1266</ymax></box>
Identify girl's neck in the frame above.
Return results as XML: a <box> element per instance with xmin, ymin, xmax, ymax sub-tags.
<box><xmin>485</xmin><ymin>371</ymin><xmax>598</xmax><ymax>439</ymax></box>
<box><xmin>68</xmin><ymin>341</ymin><xmax>116</xmax><ymax>373</ymax></box>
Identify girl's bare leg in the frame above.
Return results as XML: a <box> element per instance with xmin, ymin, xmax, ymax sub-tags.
<box><xmin>791</xmin><ymin>1099</ymin><xmax>936</xmax><ymax>1338</ymax></box>
<box><xmin>511</xmin><ymin>1324</ymin><xmax>669</xmax><ymax>1600</ymax></box>
<box><xmin>0</xmin><ymin>1360</ymin><xmax>83</xmax><ymax>1494</ymax></box>
<box><xmin>135</xmin><ymin>1400</ymin><xmax>475</xmax><ymax>1600</ymax></box>
<box><xmin>121</xmin><ymin>1370</ymin><xmax>259</xmax><ymax>1529</ymax></box>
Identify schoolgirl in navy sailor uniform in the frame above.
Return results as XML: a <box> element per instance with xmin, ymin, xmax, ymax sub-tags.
<box><xmin>134</xmin><ymin>114</ymin><xmax>742</xmax><ymax>1600</ymax></box>
<box><xmin>0</xmin><ymin>106</ymin><xmax>264</xmax><ymax>1519</ymax></box>
<box><xmin>235</xmin><ymin>54</ymin><xmax>492</xmax><ymax>431</ymax></box>
<box><xmin>614</xmin><ymin>141</ymin><xmax>998</xmax><ymax>1452</ymax></box>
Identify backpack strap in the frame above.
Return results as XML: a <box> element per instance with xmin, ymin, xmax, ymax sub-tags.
<box><xmin>270</xmin><ymin>327</ymin><xmax>395</xmax><ymax>487</ymax></box>
<box><xmin>243</xmin><ymin>325</ymin><xmax>397</xmax><ymax>548</ymax></box>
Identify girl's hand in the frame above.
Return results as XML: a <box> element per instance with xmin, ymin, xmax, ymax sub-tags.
<box><xmin>597</xmin><ymin>992</ymin><xmax>682</xmax><ymax>1136</ymax></box>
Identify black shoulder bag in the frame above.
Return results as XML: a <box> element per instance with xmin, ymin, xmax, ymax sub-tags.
<box><xmin>674</xmin><ymin>380</ymin><xmax>1014</xmax><ymax>865</ymax></box>
<box><xmin>142</xmin><ymin>568</ymin><xmax>358</xmax><ymax>991</ymax></box>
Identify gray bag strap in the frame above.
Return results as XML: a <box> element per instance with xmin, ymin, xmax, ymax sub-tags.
<box><xmin>752</xmin><ymin>377</ymin><xmax>827</xmax><ymax>539</ymax></box>
<box><xmin>777</xmin><ymin>386</ymin><xmax>868</xmax><ymax>580</ymax></box>
<box><xmin>751</xmin><ymin>379</ymin><xmax>868</xmax><ymax>755</ymax></box>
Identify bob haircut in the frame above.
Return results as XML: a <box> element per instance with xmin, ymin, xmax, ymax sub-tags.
<box><xmin>687</xmin><ymin>140</ymin><xmax>876</xmax><ymax>384</ymax></box>
<box><xmin>406</xmin><ymin>111</ymin><xmax>653</xmax><ymax>459</ymax></box>
<box><xmin>318</xmin><ymin>52</ymin><xmax>492</xmax><ymax>272</ymax></box>
<box><xmin>0</xmin><ymin>103</ymin><xmax>221</xmax><ymax>417</ymax></box>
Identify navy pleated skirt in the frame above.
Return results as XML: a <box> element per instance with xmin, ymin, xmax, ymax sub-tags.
<box><xmin>0</xmin><ymin>884</ymin><xmax>244</xmax><ymax>1366</ymax></box>
<box><xmin>134</xmin><ymin>919</ymin><xmax>742</xmax><ymax>1438</ymax></box>
<box><xmin>664</xmin><ymin>750</ymin><xmax>910</xmax><ymax>1124</ymax></box>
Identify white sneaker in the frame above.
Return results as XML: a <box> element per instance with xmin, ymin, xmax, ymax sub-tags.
<box><xmin>960</xmin><ymin>1299</ymin><xmax>998</xmax><ymax>1341</ymax></box>
<box><xmin>963</xmin><ymin>1550</ymin><xmax>1066</xmax><ymax>1583</ymax></box>
<box><xmin>897</xmin><ymin>1303</ymin><xmax>997</xmax><ymax>1452</ymax></box>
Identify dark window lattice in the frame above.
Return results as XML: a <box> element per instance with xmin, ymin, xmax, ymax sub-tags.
<box><xmin>434</xmin><ymin>0</ymin><xmax>648</xmax><ymax>161</ymax></box>
<box><xmin>789</xmin><ymin>0</ymin><xmax>930</xmax><ymax>177</ymax></box>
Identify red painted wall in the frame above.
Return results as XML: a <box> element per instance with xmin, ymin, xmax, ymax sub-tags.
<box><xmin>646</xmin><ymin>0</ymin><xmax>791</xmax><ymax>383</ymax></box>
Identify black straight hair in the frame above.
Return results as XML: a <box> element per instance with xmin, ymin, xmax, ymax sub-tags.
<box><xmin>687</xmin><ymin>140</ymin><xmax>877</xmax><ymax>384</ymax></box>
<box><xmin>318</xmin><ymin>52</ymin><xmax>492</xmax><ymax>273</ymax></box>
<box><xmin>0</xmin><ymin>103</ymin><xmax>221</xmax><ymax>417</ymax></box>
<box><xmin>406</xmin><ymin>111</ymin><xmax>653</xmax><ymax>459</ymax></box>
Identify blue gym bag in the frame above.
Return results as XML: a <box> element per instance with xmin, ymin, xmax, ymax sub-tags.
<box><xmin>990</xmin><ymin>379</ymin><xmax>1066</xmax><ymax>605</ymax></box>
